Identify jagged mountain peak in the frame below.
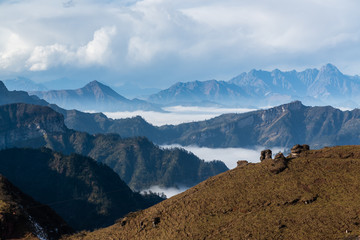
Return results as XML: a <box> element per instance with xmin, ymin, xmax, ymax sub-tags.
<box><xmin>30</xmin><ymin>80</ymin><xmax>162</xmax><ymax>112</ymax></box>
<box><xmin>320</xmin><ymin>63</ymin><xmax>341</xmax><ymax>72</ymax></box>
<box><xmin>84</xmin><ymin>80</ymin><xmax>110</xmax><ymax>90</ymax></box>
<box><xmin>317</xmin><ymin>63</ymin><xmax>343</xmax><ymax>78</ymax></box>
<box><xmin>275</xmin><ymin>100</ymin><xmax>305</xmax><ymax>111</ymax></box>
<box><xmin>81</xmin><ymin>80</ymin><xmax>126</xmax><ymax>99</ymax></box>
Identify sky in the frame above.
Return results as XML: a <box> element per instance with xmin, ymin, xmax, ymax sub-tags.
<box><xmin>1</xmin><ymin>0</ymin><xmax>360</xmax><ymax>89</ymax></box>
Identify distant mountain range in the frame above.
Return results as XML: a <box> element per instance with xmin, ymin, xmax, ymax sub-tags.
<box><xmin>64</xmin><ymin>145</ymin><xmax>360</xmax><ymax>239</ymax></box>
<box><xmin>4</xmin><ymin>63</ymin><xmax>360</xmax><ymax>110</ymax></box>
<box><xmin>148</xmin><ymin>64</ymin><xmax>360</xmax><ymax>108</ymax></box>
<box><xmin>29</xmin><ymin>80</ymin><xmax>163</xmax><ymax>112</ymax></box>
<box><xmin>0</xmin><ymin>81</ymin><xmax>47</xmax><ymax>106</ymax></box>
<box><xmin>148</xmin><ymin>80</ymin><xmax>249</xmax><ymax>106</ymax></box>
<box><xmin>1</xmin><ymin>80</ymin><xmax>360</xmax><ymax>150</ymax></box>
<box><xmin>3</xmin><ymin>77</ymin><xmax>48</xmax><ymax>91</ymax></box>
<box><xmin>151</xmin><ymin>100</ymin><xmax>360</xmax><ymax>148</ymax></box>
<box><xmin>58</xmin><ymin>101</ymin><xmax>360</xmax><ymax>149</ymax></box>
<box><xmin>0</xmin><ymin>174</ymin><xmax>73</xmax><ymax>239</ymax></box>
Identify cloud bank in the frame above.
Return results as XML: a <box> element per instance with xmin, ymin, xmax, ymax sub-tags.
<box><xmin>103</xmin><ymin>106</ymin><xmax>256</xmax><ymax>126</ymax></box>
<box><xmin>1</xmin><ymin>0</ymin><xmax>360</xmax><ymax>86</ymax></box>
<box><xmin>162</xmin><ymin>144</ymin><xmax>285</xmax><ymax>169</ymax></box>
<box><xmin>142</xmin><ymin>185</ymin><xmax>188</xmax><ymax>198</ymax></box>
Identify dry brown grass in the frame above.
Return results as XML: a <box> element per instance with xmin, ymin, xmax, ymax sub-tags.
<box><xmin>64</xmin><ymin>145</ymin><xmax>360</xmax><ymax>240</ymax></box>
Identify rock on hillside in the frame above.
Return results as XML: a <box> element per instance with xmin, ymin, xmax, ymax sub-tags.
<box><xmin>0</xmin><ymin>175</ymin><xmax>73</xmax><ymax>239</ymax></box>
<box><xmin>66</xmin><ymin>145</ymin><xmax>360</xmax><ymax>240</ymax></box>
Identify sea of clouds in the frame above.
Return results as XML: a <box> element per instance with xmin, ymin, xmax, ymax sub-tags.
<box><xmin>104</xmin><ymin>105</ymin><xmax>257</xmax><ymax>126</ymax></box>
<box><xmin>161</xmin><ymin>144</ymin><xmax>285</xmax><ymax>169</ymax></box>
<box><xmin>107</xmin><ymin>105</ymin><xmax>285</xmax><ymax>198</ymax></box>
<box><xmin>144</xmin><ymin>144</ymin><xmax>284</xmax><ymax>198</ymax></box>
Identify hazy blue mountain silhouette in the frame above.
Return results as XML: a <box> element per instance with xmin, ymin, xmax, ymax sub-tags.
<box><xmin>30</xmin><ymin>80</ymin><xmax>163</xmax><ymax>112</ymax></box>
<box><xmin>149</xmin><ymin>64</ymin><xmax>360</xmax><ymax>108</ymax></box>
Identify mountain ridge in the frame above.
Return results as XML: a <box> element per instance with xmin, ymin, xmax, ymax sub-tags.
<box><xmin>0</xmin><ymin>103</ymin><xmax>228</xmax><ymax>191</ymax></box>
<box><xmin>61</xmin><ymin>100</ymin><xmax>360</xmax><ymax>149</ymax></box>
<box><xmin>30</xmin><ymin>80</ymin><xmax>162</xmax><ymax>112</ymax></box>
<box><xmin>149</xmin><ymin>63</ymin><xmax>360</xmax><ymax>108</ymax></box>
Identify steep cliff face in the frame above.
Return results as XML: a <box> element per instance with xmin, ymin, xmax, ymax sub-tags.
<box><xmin>0</xmin><ymin>175</ymin><xmax>73</xmax><ymax>239</ymax></box>
<box><xmin>0</xmin><ymin>103</ymin><xmax>66</xmax><ymax>148</ymax></box>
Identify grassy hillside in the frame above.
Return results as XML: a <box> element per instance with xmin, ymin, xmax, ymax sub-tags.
<box><xmin>66</xmin><ymin>145</ymin><xmax>360</xmax><ymax>240</ymax></box>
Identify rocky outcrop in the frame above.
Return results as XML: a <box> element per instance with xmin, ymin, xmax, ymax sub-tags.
<box><xmin>237</xmin><ymin>160</ymin><xmax>249</xmax><ymax>167</ymax></box>
<box><xmin>260</xmin><ymin>149</ymin><xmax>272</xmax><ymax>161</ymax></box>
<box><xmin>263</xmin><ymin>144</ymin><xmax>310</xmax><ymax>174</ymax></box>
<box><xmin>0</xmin><ymin>103</ymin><xmax>66</xmax><ymax>149</ymax></box>
<box><xmin>270</xmin><ymin>152</ymin><xmax>288</xmax><ymax>174</ymax></box>
<box><xmin>290</xmin><ymin>144</ymin><xmax>310</xmax><ymax>158</ymax></box>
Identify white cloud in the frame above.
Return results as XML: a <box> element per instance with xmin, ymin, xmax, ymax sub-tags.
<box><xmin>1</xmin><ymin>0</ymin><xmax>360</xmax><ymax>84</ymax></box>
<box><xmin>0</xmin><ymin>29</ymin><xmax>30</xmax><ymax>71</ymax></box>
<box><xmin>103</xmin><ymin>106</ymin><xmax>256</xmax><ymax>126</ymax></box>
<box><xmin>161</xmin><ymin>144</ymin><xmax>285</xmax><ymax>169</ymax></box>
<box><xmin>27</xmin><ymin>44</ymin><xmax>72</xmax><ymax>71</ymax></box>
<box><xmin>26</xmin><ymin>26</ymin><xmax>116</xmax><ymax>71</ymax></box>
<box><xmin>141</xmin><ymin>185</ymin><xmax>188</xmax><ymax>198</ymax></box>
<box><xmin>77</xmin><ymin>26</ymin><xmax>116</xmax><ymax>65</ymax></box>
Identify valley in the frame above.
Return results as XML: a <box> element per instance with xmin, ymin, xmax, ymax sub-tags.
<box><xmin>1</xmin><ymin>65</ymin><xmax>360</xmax><ymax>239</ymax></box>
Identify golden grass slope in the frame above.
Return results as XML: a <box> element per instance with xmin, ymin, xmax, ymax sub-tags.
<box><xmin>66</xmin><ymin>145</ymin><xmax>360</xmax><ymax>240</ymax></box>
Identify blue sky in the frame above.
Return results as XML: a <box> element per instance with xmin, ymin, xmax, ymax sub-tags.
<box><xmin>1</xmin><ymin>0</ymin><xmax>360</xmax><ymax>89</ymax></box>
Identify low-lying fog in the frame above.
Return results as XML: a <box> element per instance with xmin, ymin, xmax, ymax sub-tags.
<box><xmin>144</xmin><ymin>145</ymin><xmax>285</xmax><ymax>198</ymax></box>
<box><xmin>104</xmin><ymin>106</ymin><xmax>257</xmax><ymax>126</ymax></box>
<box><xmin>106</xmin><ymin>106</ymin><xmax>286</xmax><ymax>198</ymax></box>
<box><xmin>161</xmin><ymin>144</ymin><xmax>285</xmax><ymax>169</ymax></box>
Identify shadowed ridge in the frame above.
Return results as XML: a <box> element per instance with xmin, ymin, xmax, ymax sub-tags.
<box><xmin>0</xmin><ymin>147</ymin><xmax>164</xmax><ymax>231</ymax></box>
<box><xmin>0</xmin><ymin>103</ymin><xmax>228</xmax><ymax>192</ymax></box>
<box><xmin>0</xmin><ymin>174</ymin><xmax>73</xmax><ymax>239</ymax></box>
<box><xmin>0</xmin><ymin>80</ymin><xmax>48</xmax><ymax>106</ymax></box>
